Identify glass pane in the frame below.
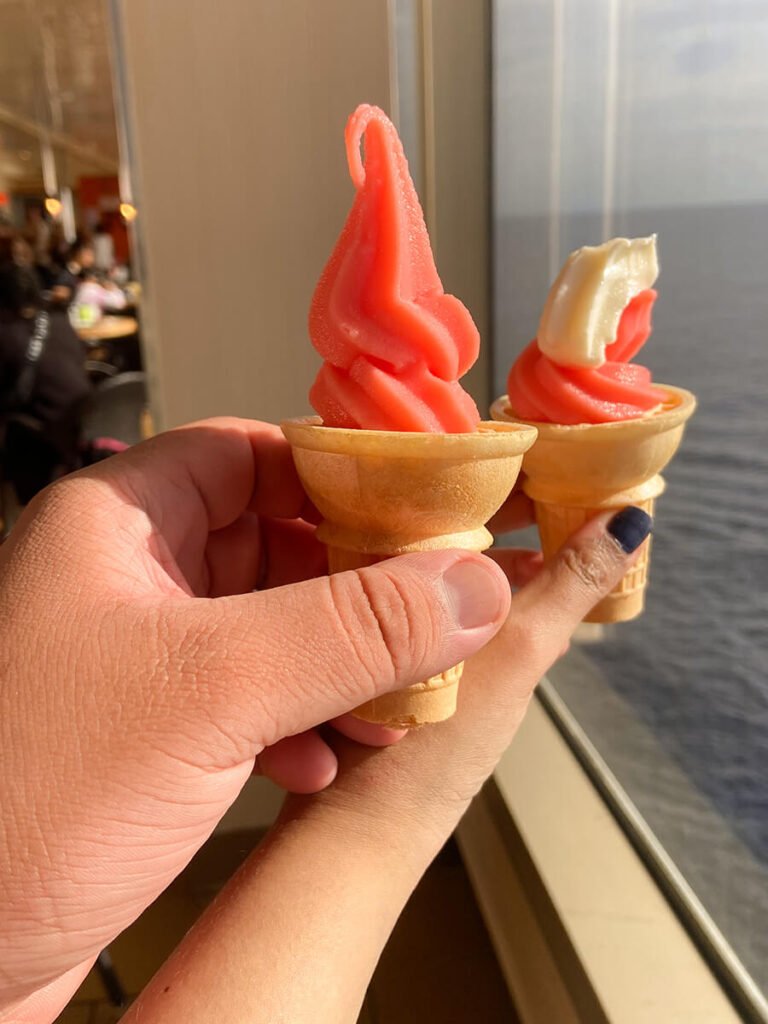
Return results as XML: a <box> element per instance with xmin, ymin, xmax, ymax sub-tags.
<box><xmin>493</xmin><ymin>0</ymin><xmax>768</xmax><ymax>1005</ymax></box>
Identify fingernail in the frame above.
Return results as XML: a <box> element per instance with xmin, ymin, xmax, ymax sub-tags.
<box><xmin>442</xmin><ymin>557</ymin><xmax>507</xmax><ymax>630</ymax></box>
<box><xmin>607</xmin><ymin>506</ymin><xmax>653</xmax><ymax>554</ymax></box>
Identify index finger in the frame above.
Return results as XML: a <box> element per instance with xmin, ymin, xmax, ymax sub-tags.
<box><xmin>98</xmin><ymin>417</ymin><xmax>311</xmax><ymax>532</ymax></box>
<box><xmin>487</xmin><ymin>483</ymin><xmax>535</xmax><ymax>535</ymax></box>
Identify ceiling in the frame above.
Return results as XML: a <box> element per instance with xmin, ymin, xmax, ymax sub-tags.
<box><xmin>0</xmin><ymin>0</ymin><xmax>119</xmax><ymax>192</ymax></box>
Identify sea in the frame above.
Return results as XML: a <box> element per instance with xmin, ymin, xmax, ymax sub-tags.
<box><xmin>494</xmin><ymin>203</ymin><xmax>768</xmax><ymax>995</ymax></box>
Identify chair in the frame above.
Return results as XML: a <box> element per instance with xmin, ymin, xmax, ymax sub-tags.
<box><xmin>85</xmin><ymin>360</ymin><xmax>119</xmax><ymax>385</ymax></box>
<box><xmin>82</xmin><ymin>371</ymin><xmax>147</xmax><ymax>448</ymax></box>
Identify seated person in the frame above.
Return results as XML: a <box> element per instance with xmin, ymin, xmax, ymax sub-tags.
<box><xmin>75</xmin><ymin>269</ymin><xmax>128</xmax><ymax>313</ymax></box>
<box><xmin>50</xmin><ymin>238</ymin><xmax>96</xmax><ymax>307</ymax></box>
<box><xmin>0</xmin><ymin>238</ymin><xmax>92</xmax><ymax>504</ymax></box>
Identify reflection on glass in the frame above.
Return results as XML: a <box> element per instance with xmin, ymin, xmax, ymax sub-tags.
<box><xmin>494</xmin><ymin>0</ymin><xmax>768</xmax><ymax>1006</ymax></box>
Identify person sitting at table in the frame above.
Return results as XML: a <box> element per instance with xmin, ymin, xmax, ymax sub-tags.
<box><xmin>74</xmin><ymin>269</ymin><xmax>128</xmax><ymax>314</ymax></box>
<box><xmin>50</xmin><ymin>238</ymin><xmax>96</xmax><ymax>307</ymax></box>
<box><xmin>92</xmin><ymin>219</ymin><xmax>116</xmax><ymax>272</ymax></box>
<box><xmin>23</xmin><ymin>203</ymin><xmax>54</xmax><ymax>289</ymax></box>
<box><xmin>0</xmin><ymin>236</ymin><xmax>92</xmax><ymax>504</ymax></box>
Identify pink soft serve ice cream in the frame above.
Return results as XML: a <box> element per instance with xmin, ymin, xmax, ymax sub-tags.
<box><xmin>309</xmin><ymin>104</ymin><xmax>481</xmax><ymax>433</ymax></box>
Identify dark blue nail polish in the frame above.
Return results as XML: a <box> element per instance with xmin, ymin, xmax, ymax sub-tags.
<box><xmin>607</xmin><ymin>506</ymin><xmax>653</xmax><ymax>553</ymax></box>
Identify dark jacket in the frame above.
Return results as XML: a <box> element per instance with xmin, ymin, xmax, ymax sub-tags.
<box><xmin>0</xmin><ymin>309</ymin><xmax>91</xmax><ymax>502</ymax></box>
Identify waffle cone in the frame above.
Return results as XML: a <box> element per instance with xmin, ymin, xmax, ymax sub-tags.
<box><xmin>490</xmin><ymin>385</ymin><xmax>696</xmax><ymax>622</ymax></box>
<box><xmin>281</xmin><ymin>418</ymin><xmax>537</xmax><ymax>727</ymax></box>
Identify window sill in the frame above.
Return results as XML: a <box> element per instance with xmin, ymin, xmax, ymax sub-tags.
<box><xmin>457</xmin><ymin>693</ymin><xmax>741</xmax><ymax>1024</ymax></box>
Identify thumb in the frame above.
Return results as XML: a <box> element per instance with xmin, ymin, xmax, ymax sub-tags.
<box><xmin>151</xmin><ymin>549</ymin><xmax>511</xmax><ymax>749</ymax></box>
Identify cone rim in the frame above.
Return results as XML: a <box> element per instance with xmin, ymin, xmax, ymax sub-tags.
<box><xmin>281</xmin><ymin>417</ymin><xmax>538</xmax><ymax>458</ymax></box>
<box><xmin>490</xmin><ymin>384</ymin><xmax>696</xmax><ymax>442</ymax></box>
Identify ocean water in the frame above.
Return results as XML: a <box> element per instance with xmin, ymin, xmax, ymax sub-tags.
<box><xmin>494</xmin><ymin>203</ymin><xmax>768</xmax><ymax>989</ymax></box>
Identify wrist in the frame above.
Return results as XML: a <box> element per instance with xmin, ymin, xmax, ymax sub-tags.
<box><xmin>282</xmin><ymin>769</ymin><xmax>467</xmax><ymax>884</ymax></box>
<box><xmin>279</xmin><ymin>792</ymin><xmax>436</xmax><ymax>882</ymax></box>
<box><xmin>0</xmin><ymin>958</ymin><xmax>95</xmax><ymax>1024</ymax></box>
<box><xmin>124</xmin><ymin>787</ymin><xmax>438</xmax><ymax>1024</ymax></box>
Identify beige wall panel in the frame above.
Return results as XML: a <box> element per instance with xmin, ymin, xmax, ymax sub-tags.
<box><xmin>119</xmin><ymin>0</ymin><xmax>392</xmax><ymax>429</ymax></box>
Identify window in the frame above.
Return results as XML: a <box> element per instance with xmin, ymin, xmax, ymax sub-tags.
<box><xmin>493</xmin><ymin>0</ymin><xmax>768</xmax><ymax>1011</ymax></box>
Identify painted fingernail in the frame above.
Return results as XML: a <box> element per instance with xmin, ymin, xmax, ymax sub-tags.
<box><xmin>442</xmin><ymin>557</ymin><xmax>508</xmax><ymax>630</ymax></box>
<box><xmin>607</xmin><ymin>506</ymin><xmax>653</xmax><ymax>554</ymax></box>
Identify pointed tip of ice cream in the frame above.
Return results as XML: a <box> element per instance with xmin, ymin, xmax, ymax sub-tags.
<box><xmin>537</xmin><ymin>235</ymin><xmax>659</xmax><ymax>369</ymax></box>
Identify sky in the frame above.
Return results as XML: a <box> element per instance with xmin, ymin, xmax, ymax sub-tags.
<box><xmin>494</xmin><ymin>0</ymin><xmax>768</xmax><ymax>215</ymax></box>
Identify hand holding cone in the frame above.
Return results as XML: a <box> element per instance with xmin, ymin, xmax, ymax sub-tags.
<box><xmin>281</xmin><ymin>418</ymin><xmax>537</xmax><ymax>726</ymax></box>
<box><xmin>491</xmin><ymin>385</ymin><xmax>696</xmax><ymax>622</ymax></box>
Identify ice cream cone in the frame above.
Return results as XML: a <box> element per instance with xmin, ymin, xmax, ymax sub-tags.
<box><xmin>490</xmin><ymin>385</ymin><xmax>696</xmax><ymax>623</ymax></box>
<box><xmin>281</xmin><ymin>418</ymin><xmax>537</xmax><ymax>727</ymax></box>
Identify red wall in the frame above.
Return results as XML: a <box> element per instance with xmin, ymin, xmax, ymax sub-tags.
<box><xmin>78</xmin><ymin>176</ymin><xmax>131</xmax><ymax>265</ymax></box>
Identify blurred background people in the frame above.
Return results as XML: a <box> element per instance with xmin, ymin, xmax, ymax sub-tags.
<box><xmin>23</xmin><ymin>204</ymin><xmax>53</xmax><ymax>288</ymax></box>
<box><xmin>93</xmin><ymin>219</ymin><xmax>116</xmax><ymax>271</ymax></box>
<box><xmin>75</xmin><ymin>269</ymin><xmax>128</xmax><ymax>314</ymax></box>
<box><xmin>0</xmin><ymin>234</ymin><xmax>91</xmax><ymax>504</ymax></box>
<box><xmin>51</xmin><ymin>238</ymin><xmax>96</xmax><ymax>307</ymax></box>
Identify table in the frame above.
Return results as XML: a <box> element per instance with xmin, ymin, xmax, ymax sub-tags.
<box><xmin>75</xmin><ymin>316</ymin><xmax>139</xmax><ymax>343</ymax></box>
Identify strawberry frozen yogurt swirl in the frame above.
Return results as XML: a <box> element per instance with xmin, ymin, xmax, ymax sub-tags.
<box><xmin>507</xmin><ymin>289</ymin><xmax>667</xmax><ymax>424</ymax></box>
<box><xmin>309</xmin><ymin>104</ymin><xmax>480</xmax><ymax>433</ymax></box>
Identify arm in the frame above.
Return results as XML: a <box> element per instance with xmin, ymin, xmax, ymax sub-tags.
<box><xmin>0</xmin><ymin>418</ymin><xmax>509</xmax><ymax>1018</ymax></box>
<box><xmin>0</xmin><ymin>417</ymin><xmax>647</xmax><ymax>1022</ymax></box>
<box><xmin>124</xmin><ymin>508</ymin><xmax>647</xmax><ymax>1024</ymax></box>
<box><xmin>123</xmin><ymin>798</ymin><xmax>425</xmax><ymax>1024</ymax></box>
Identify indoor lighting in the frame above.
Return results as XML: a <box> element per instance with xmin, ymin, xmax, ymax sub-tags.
<box><xmin>44</xmin><ymin>197</ymin><xmax>62</xmax><ymax>217</ymax></box>
<box><xmin>120</xmin><ymin>202</ymin><xmax>138</xmax><ymax>222</ymax></box>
